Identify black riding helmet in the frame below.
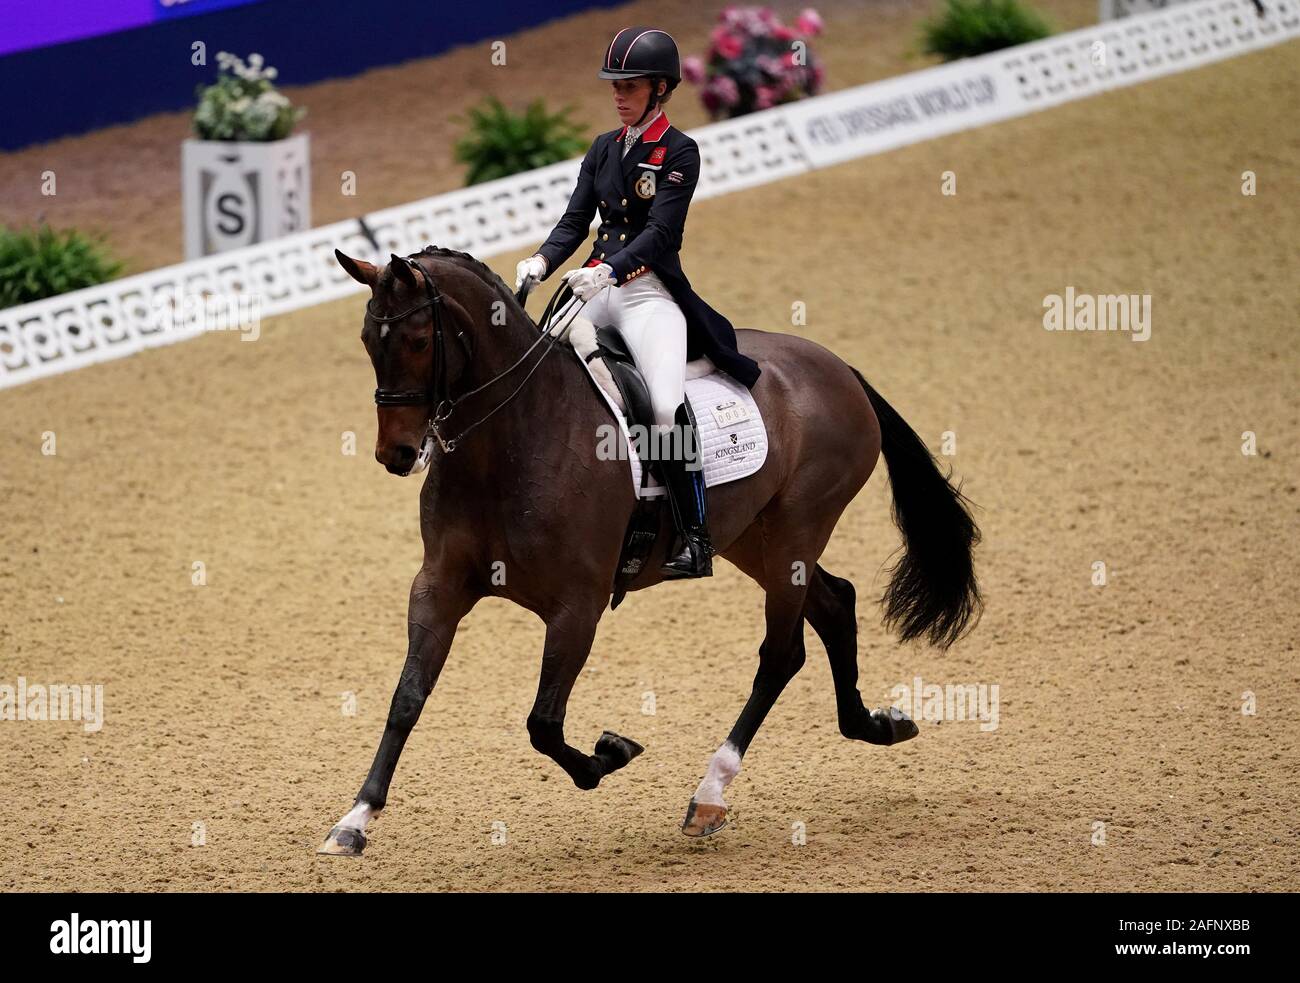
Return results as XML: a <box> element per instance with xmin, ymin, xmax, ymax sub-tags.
<box><xmin>598</xmin><ymin>27</ymin><xmax>681</xmax><ymax>128</ymax></box>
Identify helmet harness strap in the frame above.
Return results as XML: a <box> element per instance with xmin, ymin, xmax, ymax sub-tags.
<box><xmin>631</xmin><ymin>77</ymin><xmax>664</xmax><ymax>129</ymax></box>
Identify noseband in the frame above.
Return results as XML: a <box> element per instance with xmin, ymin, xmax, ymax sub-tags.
<box><xmin>368</xmin><ymin>254</ymin><xmax>582</xmax><ymax>455</ymax></box>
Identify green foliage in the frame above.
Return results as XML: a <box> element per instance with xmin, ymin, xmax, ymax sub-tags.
<box><xmin>453</xmin><ymin>97</ymin><xmax>588</xmax><ymax>186</ymax></box>
<box><xmin>193</xmin><ymin>52</ymin><xmax>305</xmax><ymax>142</ymax></box>
<box><xmin>0</xmin><ymin>224</ymin><xmax>123</xmax><ymax>309</ymax></box>
<box><xmin>921</xmin><ymin>0</ymin><xmax>1052</xmax><ymax>61</ymax></box>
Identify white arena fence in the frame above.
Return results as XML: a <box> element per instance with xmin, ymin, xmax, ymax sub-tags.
<box><xmin>1101</xmin><ymin>0</ymin><xmax>1207</xmax><ymax>20</ymax></box>
<box><xmin>1</xmin><ymin>0</ymin><xmax>1295</xmax><ymax>391</ymax></box>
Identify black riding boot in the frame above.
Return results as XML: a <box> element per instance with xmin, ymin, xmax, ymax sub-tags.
<box><xmin>660</xmin><ymin>402</ymin><xmax>713</xmax><ymax>579</ymax></box>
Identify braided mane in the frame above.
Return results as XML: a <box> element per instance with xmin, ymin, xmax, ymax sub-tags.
<box><xmin>413</xmin><ymin>245</ymin><xmax>534</xmax><ymax>326</ymax></box>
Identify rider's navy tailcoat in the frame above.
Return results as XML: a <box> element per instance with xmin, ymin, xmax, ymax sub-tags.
<box><xmin>536</xmin><ymin>113</ymin><xmax>761</xmax><ymax>389</ymax></box>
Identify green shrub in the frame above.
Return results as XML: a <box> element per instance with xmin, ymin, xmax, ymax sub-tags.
<box><xmin>453</xmin><ymin>97</ymin><xmax>588</xmax><ymax>186</ymax></box>
<box><xmin>0</xmin><ymin>224</ymin><xmax>123</xmax><ymax>309</ymax></box>
<box><xmin>921</xmin><ymin>0</ymin><xmax>1052</xmax><ymax>61</ymax></box>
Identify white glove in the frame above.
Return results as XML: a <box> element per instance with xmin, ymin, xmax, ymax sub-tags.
<box><xmin>515</xmin><ymin>254</ymin><xmax>547</xmax><ymax>290</ymax></box>
<box><xmin>562</xmin><ymin>263</ymin><xmax>615</xmax><ymax>301</ymax></box>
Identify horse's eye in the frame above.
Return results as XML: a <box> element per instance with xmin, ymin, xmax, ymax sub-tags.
<box><xmin>408</xmin><ymin>334</ymin><xmax>430</xmax><ymax>354</ymax></box>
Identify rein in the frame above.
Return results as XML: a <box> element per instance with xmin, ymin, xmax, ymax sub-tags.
<box><xmin>370</xmin><ymin>254</ymin><xmax>585</xmax><ymax>455</ymax></box>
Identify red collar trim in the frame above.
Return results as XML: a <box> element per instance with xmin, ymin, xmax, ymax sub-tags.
<box><xmin>611</xmin><ymin>112</ymin><xmax>671</xmax><ymax>145</ymax></box>
<box><xmin>641</xmin><ymin>112</ymin><xmax>670</xmax><ymax>143</ymax></box>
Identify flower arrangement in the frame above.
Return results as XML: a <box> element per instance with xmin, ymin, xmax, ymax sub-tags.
<box><xmin>682</xmin><ymin>6</ymin><xmax>825</xmax><ymax>120</ymax></box>
<box><xmin>193</xmin><ymin>52</ymin><xmax>305</xmax><ymax>142</ymax></box>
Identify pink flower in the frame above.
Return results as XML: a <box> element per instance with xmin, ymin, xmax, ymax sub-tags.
<box><xmin>738</xmin><ymin>8</ymin><xmax>768</xmax><ymax>37</ymax></box>
<box><xmin>681</xmin><ymin>55</ymin><xmax>706</xmax><ymax>84</ymax></box>
<box><xmin>796</xmin><ymin>8</ymin><xmax>824</xmax><ymax>36</ymax></box>
<box><xmin>720</xmin><ymin>4</ymin><xmax>743</xmax><ymax>27</ymax></box>
<box><xmin>754</xmin><ymin>85</ymin><xmax>777</xmax><ymax>110</ymax></box>
<box><xmin>710</xmin><ymin>26</ymin><xmax>744</xmax><ymax>60</ymax></box>
<box><xmin>772</xmin><ymin>25</ymin><xmax>797</xmax><ymax>42</ymax></box>
<box><xmin>710</xmin><ymin>75</ymin><xmax>740</xmax><ymax>106</ymax></box>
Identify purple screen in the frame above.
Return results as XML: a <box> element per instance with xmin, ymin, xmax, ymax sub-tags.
<box><xmin>0</xmin><ymin>1</ymin><xmax>267</xmax><ymax>58</ymax></box>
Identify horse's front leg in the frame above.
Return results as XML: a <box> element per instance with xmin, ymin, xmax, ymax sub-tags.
<box><xmin>318</xmin><ymin>569</ymin><xmax>476</xmax><ymax>856</ymax></box>
<box><xmin>526</xmin><ymin>605</ymin><xmax>644</xmax><ymax>790</ymax></box>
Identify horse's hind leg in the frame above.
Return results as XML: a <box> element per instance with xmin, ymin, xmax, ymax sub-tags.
<box><xmin>805</xmin><ymin>565</ymin><xmax>918</xmax><ymax>746</ymax></box>
<box><xmin>527</xmin><ymin>605</ymin><xmax>644</xmax><ymax>790</ymax></box>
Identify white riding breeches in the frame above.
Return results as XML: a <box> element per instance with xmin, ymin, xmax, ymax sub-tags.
<box><xmin>563</xmin><ymin>271</ymin><xmax>687</xmax><ymax>429</ymax></box>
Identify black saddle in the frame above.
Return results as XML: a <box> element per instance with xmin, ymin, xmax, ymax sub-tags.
<box><xmin>586</xmin><ymin>324</ymin><xmax>692</xmax><ymax>610</ymax></box>
<box><xmin>589</xmin><ymin>325</ymin><xmax>656</xmax><ymax>451</ymax></box>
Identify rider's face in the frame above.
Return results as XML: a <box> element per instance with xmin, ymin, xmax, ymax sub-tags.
<box><xmin>611</xmin><ymin>78</ymin><xmax>664</xmax><ymax>126</ymax></box>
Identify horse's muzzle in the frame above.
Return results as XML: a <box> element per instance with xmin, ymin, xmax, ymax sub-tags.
<box><xmin>377</xmin><ymin>433</ymin><xmax>433</xmax><ymax>476</ymax></box>
<box><xmin>379</xmin><ymin>444</ymin><xmax>417</xmax><ymax>475</ymax></box>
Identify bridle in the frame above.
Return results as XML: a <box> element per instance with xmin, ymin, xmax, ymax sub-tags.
<box><xmin>368</xmin><ymin>254</ymin><xmax>583</xmax><ymax>455</ymax></box>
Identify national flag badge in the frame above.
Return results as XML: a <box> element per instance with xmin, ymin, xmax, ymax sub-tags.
<box><xmin>647</xmin><ymin>146</ymin><xmax>667</xmax><ymax>166</ymax></box>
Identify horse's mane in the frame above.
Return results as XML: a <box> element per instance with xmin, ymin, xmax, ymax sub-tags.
<box><xmin>412</xmin><ymin>245</ymin><xmax>536</xmax><ymax>328</ymax></box>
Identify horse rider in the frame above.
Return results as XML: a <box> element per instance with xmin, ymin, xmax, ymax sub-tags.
<box><xmin>515</xmin><ymin>26</ymin><xmax>761</xmax><ymax>580</ymax></box>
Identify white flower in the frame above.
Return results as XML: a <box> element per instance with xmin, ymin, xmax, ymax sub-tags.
<box><xmin>244</xmin><ymin>100</ymin><xmax>278</xmax><ymax>139</ymax></box>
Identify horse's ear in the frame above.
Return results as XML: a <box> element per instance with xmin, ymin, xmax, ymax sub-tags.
<box><xmin>335</xmin><ymin>249</ymin><xmax>378</xmax><ymax>286</ymax></box>
<box><xmin>389</xmin><ymin>253</ymin><xmax>418</xmax><ymax>288</ymax></box>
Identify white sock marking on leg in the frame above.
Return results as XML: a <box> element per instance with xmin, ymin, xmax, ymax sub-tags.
<box><xmin>693</xmin><ymin>741</ymin><xmax>741</xmax><ymax>807</ymax></box>
<box><xmin>337</xmin><ymin>801</ymin><xmax>376</xmax><ymax>832</ymax></box>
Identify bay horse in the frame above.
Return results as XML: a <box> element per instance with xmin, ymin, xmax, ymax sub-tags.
<box><xmin>318</xmin><ymin>246</ymin><xmax>981</xmax><ymax>854</ymax></box>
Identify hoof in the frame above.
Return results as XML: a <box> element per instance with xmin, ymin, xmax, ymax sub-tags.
<box><xmin>681</xmin><ymin>799</ymin><xmax>729</xmax><ymax>838</ymax></box>
<box><xmin>870</xmin><ymin>706</ymin><xmax>919</xmax><ymax>746</ymax></box>
<box><xmin>595</xmin><ymin>730</ymin><xmax>645</xmax><ymax>772</ymax></box>
<box><xmin>317</xmin><ymin>825</ymin><xmax>367</xmax><ymax>857</ymax></box>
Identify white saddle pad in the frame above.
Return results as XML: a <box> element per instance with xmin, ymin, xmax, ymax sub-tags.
<box><xmin>555</xmin><ymin>315</ymin><xmax>768</xmax><ymax>499</ymax></box>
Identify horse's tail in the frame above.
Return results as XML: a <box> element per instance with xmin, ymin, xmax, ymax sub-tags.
<box><xmin>852</xmin><ymin>368</ymin><xmax>983</xmax><ymax>649</ymax></box>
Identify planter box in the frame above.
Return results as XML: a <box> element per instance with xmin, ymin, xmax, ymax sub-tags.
<box><xmin>182</xmin><ymin>132</ymin><xmax>311</xmax><ymax>259</ymax></box>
